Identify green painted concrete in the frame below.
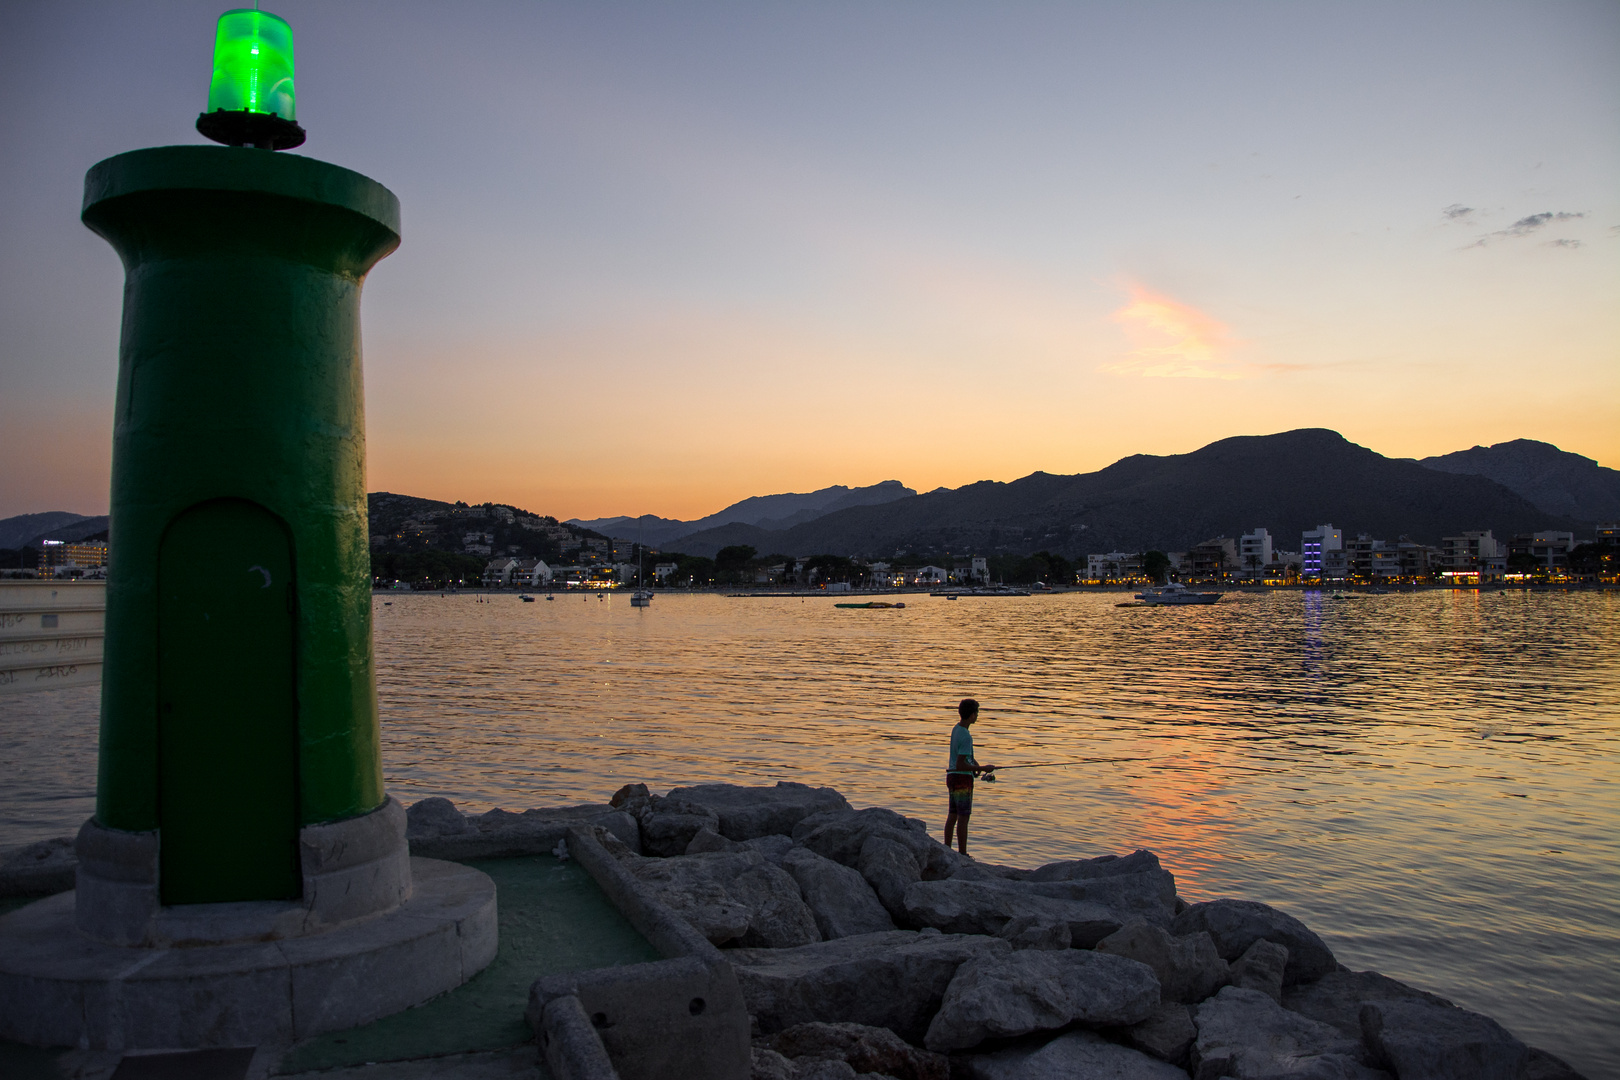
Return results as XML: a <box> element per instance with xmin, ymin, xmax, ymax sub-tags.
<box><xmin>158</xmin><ymin>499</ymin><xmax>300</xmax><ymax>902</ymax></box>
<box><xmin>82</xmin><ymin>146</ymin><xmax>399</xmax><ymax>841</ymax></box>
<box><xmin>276</xmin><ymin>856</ymin><xmax>660</xmax><ymax>1074</ymax></box>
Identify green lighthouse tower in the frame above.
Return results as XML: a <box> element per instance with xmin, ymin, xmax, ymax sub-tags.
<box><xmin>0</xmin><ymin>10</ymin><xmax>496</xmax><ymax>1051</ymax></box>
<box><xmin>86</xmin><ymin>6</ymin><xmax>394</xmax><ymax>905</ymax></box>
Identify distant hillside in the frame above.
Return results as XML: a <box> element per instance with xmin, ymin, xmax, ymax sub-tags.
<box><xmin>0</xmin><ymin>512</ymin><xmax>100</xmax><ymax>550</ymax></box>
<box><xmin>670</xmin><ymin>430</ymin><xmax>1578</xmax><ymax>558</ymax></box>
<box><xmin>570</xmin><ymin>480</ymin><xmax>915</xmax><ymax>545</ymax></box>
<box><xmin>1420</xmin><ymin>439</ymin><xmax>1620</xmax><ymax>523</ymax></box>
<box><xmin>367</xmin><ymin>492</ymin><xmax>606</xmax><ymax>563</ymax></box>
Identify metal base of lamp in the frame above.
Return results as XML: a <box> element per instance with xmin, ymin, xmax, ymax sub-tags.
<box><xmin>196</xmin><ymin>109</ymin><xmax>306</xmax><ymax>150</ymax></box>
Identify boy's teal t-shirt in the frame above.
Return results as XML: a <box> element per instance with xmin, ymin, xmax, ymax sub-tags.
<box><xmin>948</xmin><ymin>723</ymin><xmax>974</xmax><ymax>775</ymax></box>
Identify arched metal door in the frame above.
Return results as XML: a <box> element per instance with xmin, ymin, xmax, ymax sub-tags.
<box><xmin>157</xmin><ymin>498</ymin><xmax>299</xmax><ymax>903</ymax></box>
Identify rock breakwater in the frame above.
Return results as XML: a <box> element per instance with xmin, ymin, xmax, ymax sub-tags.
<box><xmin>403</xmin><ymin>782</ymin><xmax>1587</xmax><ymax>1080</ymax></box>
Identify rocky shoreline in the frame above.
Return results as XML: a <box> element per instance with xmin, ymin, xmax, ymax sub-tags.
<box><xmin>401</xmin><ymin>781</ymin><xmax>1586</xmax><ymax>1080</ymax></box>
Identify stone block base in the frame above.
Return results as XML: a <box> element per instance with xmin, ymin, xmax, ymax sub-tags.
<box><xmin>0</xmin><ymin>857</ymin><xmax>495</xmax><ymax>1051</ymax></box>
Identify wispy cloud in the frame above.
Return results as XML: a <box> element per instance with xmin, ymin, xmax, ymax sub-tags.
<box><xmin>1469</xmin><ymin>210</ymin><xmax>1586</xmax><ymax>247</ymax></box>
<box><xmin>1504</xmin><ymin>211</ymin><xmax>1583</xmax><ymax>235</ymax></box>
<box><xmin>1102</xmin><ymin>285</ymin><xmax>1241</xmax><ymax>380</ymax></box>
<box><xmin>1442</xmin><ymin>204</ymin><xmax>1475</xmax><ymax>220</ymax></box>
<box><xmin>1547</xmin><ymin>238</ymin><xmax>1582</xmax><ymax>249</ymax></box>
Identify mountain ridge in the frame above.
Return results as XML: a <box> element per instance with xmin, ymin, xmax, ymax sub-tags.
<box><xmin>4</xmin><ymin>432</ymin><xmax>1602</xmax><ymax>563</ymax></box>
<box><xmin>664</xmin><ymin>429</ymin><xmax>1582</xmax><ymax>558</ymax></box>
<box><xmin>568</xmin><ymin>479</ymin><xmax>916</xmax><ymax>546</ymax></box>
<box><xmin>1418</xmin><ymin>439</ymin><xmax>1620</xmax><ymax>522</ymax></box>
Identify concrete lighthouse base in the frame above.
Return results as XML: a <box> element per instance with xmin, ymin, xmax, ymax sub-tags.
<box><xmin>0</xmin><ymin>800</ymin><xmax>496</xmax><ymax>1051</ymax></box>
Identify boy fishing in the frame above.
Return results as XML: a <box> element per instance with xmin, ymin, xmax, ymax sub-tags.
<box><xmin>943</xmin><ymin>698</ymin><xmax>994</xmax><ymax>856</ymax></box>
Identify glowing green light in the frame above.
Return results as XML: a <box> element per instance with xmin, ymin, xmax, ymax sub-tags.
<box><xmin>206</xmin><ymin>9</ymin><xmax>297</xmax><ymax>121</ymax></box>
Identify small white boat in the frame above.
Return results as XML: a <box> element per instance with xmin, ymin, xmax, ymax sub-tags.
<box><xmin>630</xmin><ymin>589</ymin><xmax>653</xmax><ymax>608</ymax></box>
<box><xmin>1135</xmin><ymin>582</ymin><xmax>1222</xmax><ymax>606</ymax></box>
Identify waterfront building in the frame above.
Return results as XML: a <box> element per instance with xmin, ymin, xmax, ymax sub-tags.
<box><xmin>1086</xmin><ymin>552</ymin><xmax>1141</xmax><ymax>580</ymax></box>
<box><xmin>1269</xmin><ymin>549</ymin><xmax>1302</xmax><ymax>577</ymax></box>
<box><xmin>1396</xmin><ymin>540</ymin><xmax>1435</xmax><ymax>578</ymax></box>
<box><xmin>1239</xmin><ymin>529</ymin><xmax>1272</xmax><ymax>579</ymax></box>
<box><xmin>41</xmin><ymin>539</ymin><xmax>110</xmax><ymax>571</ymax></box>
<box><xmin>653</xmin><ymin>562</ymin><xmax>677</xmax><ymax>583</ymax></box>
<box><xmin>1186</xmin><ymin>538</ymin><xmax>1237</xmax><ymax>580</ymax></box>
<box><xmin>481</xmin><ymin>556</ymin><xmax>520</xmax><ymax>587</ymax></box>
<box><xmin>513</xmin><ymin>558</ymin><xmax>551</xmax><ymax>587</ymax></box>
<box><xmin>913</xmin><ymin>565</ymin><xmax>949</xmax><ymax>585</ymax></box>
<box><xmin>550</xmin><ymin>564</ymin><xmax>589</xmax><ymax>586</ymax></box>
<box><xmin>1508</xmin><ymin>531</ymin><xmax>1576</xmax><ymax>570</ymax></box>
<box><xmin>869</xmin><ymin>561</ymin><xmax>902</xmax><ymax>588</ymax></box>
<box><xmin>1439</xmin><ymin>530</ymin><xmax>1506</xmax><ymax>581</ymax></box>
<box><xmin>1344</xmin><ymin>533</ymin><xmax>1402</xmax><ymax>579</ymax></box>
<box><xmin>946</xmin><ymin>558</ymin><xmax>989</xmax><ymax>584</ymax></box>
<box><xmin>1301</xmin><ymin>524</ymin><xmax>1343</xmax><ymax>580</ymax></box>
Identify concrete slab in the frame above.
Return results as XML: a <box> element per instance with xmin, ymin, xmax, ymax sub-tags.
<box><xmin>0</xmin><ymin>858</ymin><xmax>495</xmax><ymax>1052</ymax></box>
<box><xmin>274</xmin><ymin>1046</ymin><xmax>542</xmax><ymax>1079</ymax></box>
<box><xmin>275</xmin><ymin>854</ymin><xmax>657</xmax><ymax>1075</ymax></box>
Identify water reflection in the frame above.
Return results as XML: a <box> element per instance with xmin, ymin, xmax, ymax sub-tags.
<box><xmin>366</xmin><ymin>589</ymin><xmax>1617</xmax><ymax>1075</ymax></box>
<box><xmin>0</xmin><ymin>590</ymin><xmax>1614</xmax><ymax>1074</ymax></box>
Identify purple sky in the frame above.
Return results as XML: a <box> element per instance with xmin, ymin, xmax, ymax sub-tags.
<box><xmin>3</xmin><ymin>1</ymin><xmax>1616</xmax><ymax>520</ymax></box>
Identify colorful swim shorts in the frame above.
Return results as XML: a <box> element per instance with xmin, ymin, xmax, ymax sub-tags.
<box><xmin>946</xmin><ymin>773</ymin><xmax>973</xmax><ymax>818</ymax></box>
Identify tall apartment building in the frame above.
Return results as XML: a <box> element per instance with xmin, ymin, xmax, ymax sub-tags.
<box><xmin>1301</xmin><ymin>524</ymin><xmax>1342</xmax><ymax>579</ymax></box>
<box><xmin>42</xmin><ymin>540</ymin><xmax>110</xmax><ymax>570</ymax></box>
<box><xmin>1507</xmin><ymin>531</ymin><xmax>1575</xmax><ymax>570</ymax></box>
<box><xmin>1396</xmin><ymin>540</ymin><xmax>1435</xmax><ymax>578</ymax></box>
<box><xmin>1343</xmin><ymin>534</ymin><xmax>1389</xmax><ymax>578</ymax></box>
<box><xmin>1239</xmin><ymin>529</ymin><xmax>1272</xmax><ymax>577</ymax></box>
<box><xmin>1439</xmin><ymin>530</ymin><xmax>1505</xmax><ymax>579</ymax></box>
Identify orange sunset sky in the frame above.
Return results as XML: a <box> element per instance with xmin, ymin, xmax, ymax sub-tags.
<box><xmin>3</xmin><ymin>2</ymin><xmax>1616</xmax><ymax>522</ymax></box>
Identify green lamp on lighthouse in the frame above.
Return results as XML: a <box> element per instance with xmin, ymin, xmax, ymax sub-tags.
<box><xmin>0</xmin><ymin>9</ymin><xmax>496</xmax><ymax>1052</ymax></box>
<box><xmin>196</xmin><ymin>8</ymin><xmax>306</xmax><ymax>149</ymax></box>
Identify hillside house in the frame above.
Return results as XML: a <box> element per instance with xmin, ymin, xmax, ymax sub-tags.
<box><xmin>482</xmin><ymin>557</ymin><xmax>520</xmax><ymax>587</ymax></box>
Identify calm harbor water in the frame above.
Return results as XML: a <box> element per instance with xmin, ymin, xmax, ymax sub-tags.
<box><xmin>3</xmin><ymin>589</ymin><xmax>1616</xmax><ymax>1075</ymax></box>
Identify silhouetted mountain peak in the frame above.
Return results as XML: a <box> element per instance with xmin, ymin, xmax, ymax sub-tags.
<box><xmin>1420</xmin><ymin>439</ymin><xmax>1619</xmax><ymax>522</ymax></box>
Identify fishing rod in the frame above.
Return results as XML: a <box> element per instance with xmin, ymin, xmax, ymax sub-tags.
<box><xmin>978</xmin><ymin>755</ymin><xmax>1148</xmax><ymax>781</ymax></box>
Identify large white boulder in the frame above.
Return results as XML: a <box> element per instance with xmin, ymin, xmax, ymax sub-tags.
<box><xmin>856</xmin><ymin>834</ymin><xmax>922</xmax><ymax>921</ymax></box>
<box><xmin>1173</xmin><ymin>899</ymin><xmax>1337</xmax><ymax>984</ymax></box>
<box><xmin>1095</xmin><ymin>918</ymin><xmax>1230</xmax><ymax>1004</ymax></box>
<box><xmin>667</xmin><ymin>782</ymin><xmax>852</xmax><ymax>841</ymax></box>
<box><xmin>923</xmin><ymin>948</ymin><xmax>1160</xmax><ymax>1052</ymax></box>
<box><xmin>780</xmin><ymin>847</ymin><xmax>896</xmax><ymax>939</ymax></box>
<box><xmin>759</xmin><ymin>1021</ymin><xmax>948</xmax><ymax>1080</ymax></box>
<box><xmin>962</xmin><ymin>1029</ymin><xmax>1188</xmax><ymax>1079</ymax></box>
<box><xmin>626</xmin><ymin>849</ymin><xmax>820</xmax><ymax>947</ymax></box>
<box><xmin>729</xmin><ymin>929</ymin><xmax>1010</xmax><ymax>1044</ymax></box>
<box><xmin>1360</xmin><ymin>998</ymin><xmax>1531</xmax><ymax>1080</ymax></box>
<box><xmin>902</xmin><ymin>878</ymin><xmax>1128</xmax><ymax>947</ymax></box>
<box><xmin>1191</xmin><ymin>986</ymin><xmax>1387</xmax><ymax>1079</ymax></box>
<box><xmin>794</xmin><ymin>808</ymin><xmax>959</xmax><ymax>881</ymax></box>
